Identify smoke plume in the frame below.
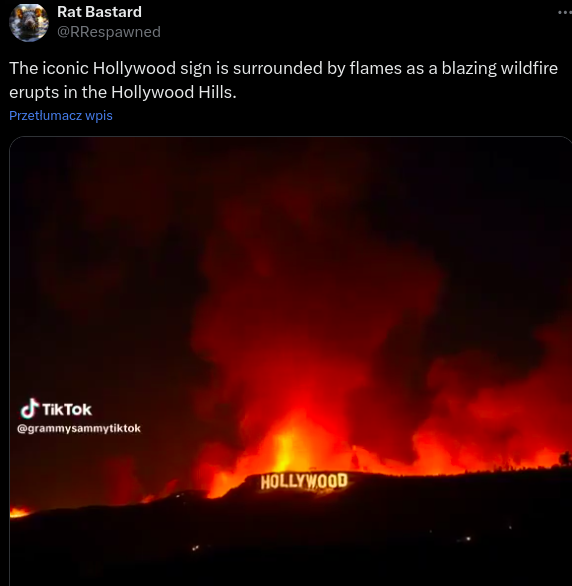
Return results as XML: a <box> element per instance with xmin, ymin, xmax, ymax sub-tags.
<box><xmin>190</xmin><ymin>143</ymin><xmax>444</xmax><ymax>493</ymax></box>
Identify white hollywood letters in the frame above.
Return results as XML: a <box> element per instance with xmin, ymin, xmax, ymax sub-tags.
<box><xmin>260</xmin><ymin>472</ymin><xmax>349</xmax><ymax>491</ymax></box>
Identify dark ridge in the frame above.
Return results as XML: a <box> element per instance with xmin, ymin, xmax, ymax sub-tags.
<box><xmin>10</xmin><ymin>467</ymin><xmax>571</xmax><ymax>585</ymax></box>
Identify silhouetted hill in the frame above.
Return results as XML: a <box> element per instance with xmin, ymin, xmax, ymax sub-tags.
<box><xmin>10</xmin><ymin>468</ymin><xmax>571</xmax><ymax>584</ymax></box>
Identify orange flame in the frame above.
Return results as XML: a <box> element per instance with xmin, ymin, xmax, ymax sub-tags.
<box><xmin>204</xmin><ymin>410</ymin><xmax>561</xmax><ymax>498</ymax></box>
<box><xmin>10</xmin><ymin>507</ymin><xmax>31</xmax><ymax>518</ymax></box>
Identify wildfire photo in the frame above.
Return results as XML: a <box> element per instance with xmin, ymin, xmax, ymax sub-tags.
<box><xmin>10</xmin><ymin>138</ymin><xmax>571</xmax><ymax>511</ymax></box>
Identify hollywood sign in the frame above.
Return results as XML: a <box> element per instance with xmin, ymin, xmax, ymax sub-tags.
<box><xmin>260</xmin><ymin>472</ymin><xmax>349</xmax><ymax>491</ymax></box>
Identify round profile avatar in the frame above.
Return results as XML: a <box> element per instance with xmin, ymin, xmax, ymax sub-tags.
<box><xmin>10</xmin><ymin>4</ymin><xmax>48</xmax><ymax>42</ymax></box>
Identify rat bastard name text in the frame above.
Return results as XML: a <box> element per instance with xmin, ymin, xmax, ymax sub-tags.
<box><xmin>58</xmin><ymin>7</ymin><xmax>142</xmax><ymax>18</ymax></box>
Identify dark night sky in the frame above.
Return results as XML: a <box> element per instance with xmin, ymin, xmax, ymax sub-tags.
<box><xmin>9</xmin><ymin>138</ymin><xmax>572</xmax><ymax>511</ymax></box>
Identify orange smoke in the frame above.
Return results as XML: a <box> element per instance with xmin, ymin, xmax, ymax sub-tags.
<box><xmin>10</xmin><ymin>507</ymin><xmax>31</xmax><ymax>518</ymax></box>
<box><xmin>103</xmin><ymin>456</ymin><xmax>144</xmax><ymax>506</ymax></box>
<box><xmin>416</xmin><ymin>308</ymin><xmax>572</xmax><ymax>472</ymax></box>
<box><xmin>191</xmin><ymin>144</ymin><xmax>570</xmax><ymax>498</ymax></box>
<box><xmin>190</xmin><ymin>144</ymin><xmax>439</xmax><ymax>496</ymax></box>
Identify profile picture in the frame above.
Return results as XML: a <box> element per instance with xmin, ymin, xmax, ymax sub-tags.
<box><xmin>9</xmin><ymin>4</ymin><xmax>48</xmax><ymax>42</ymax></box>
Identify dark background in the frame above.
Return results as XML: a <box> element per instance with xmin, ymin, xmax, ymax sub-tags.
<box><xmin>6</xmin><ymin>6</ymin><xmax>571</xmax><ymax>139</ymax></box>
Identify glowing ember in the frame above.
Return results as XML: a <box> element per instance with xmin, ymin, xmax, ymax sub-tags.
<box><xmin>10</xmin><ymin>507</ymin><xmax>31</xmax><ymax>518</ymax></box>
